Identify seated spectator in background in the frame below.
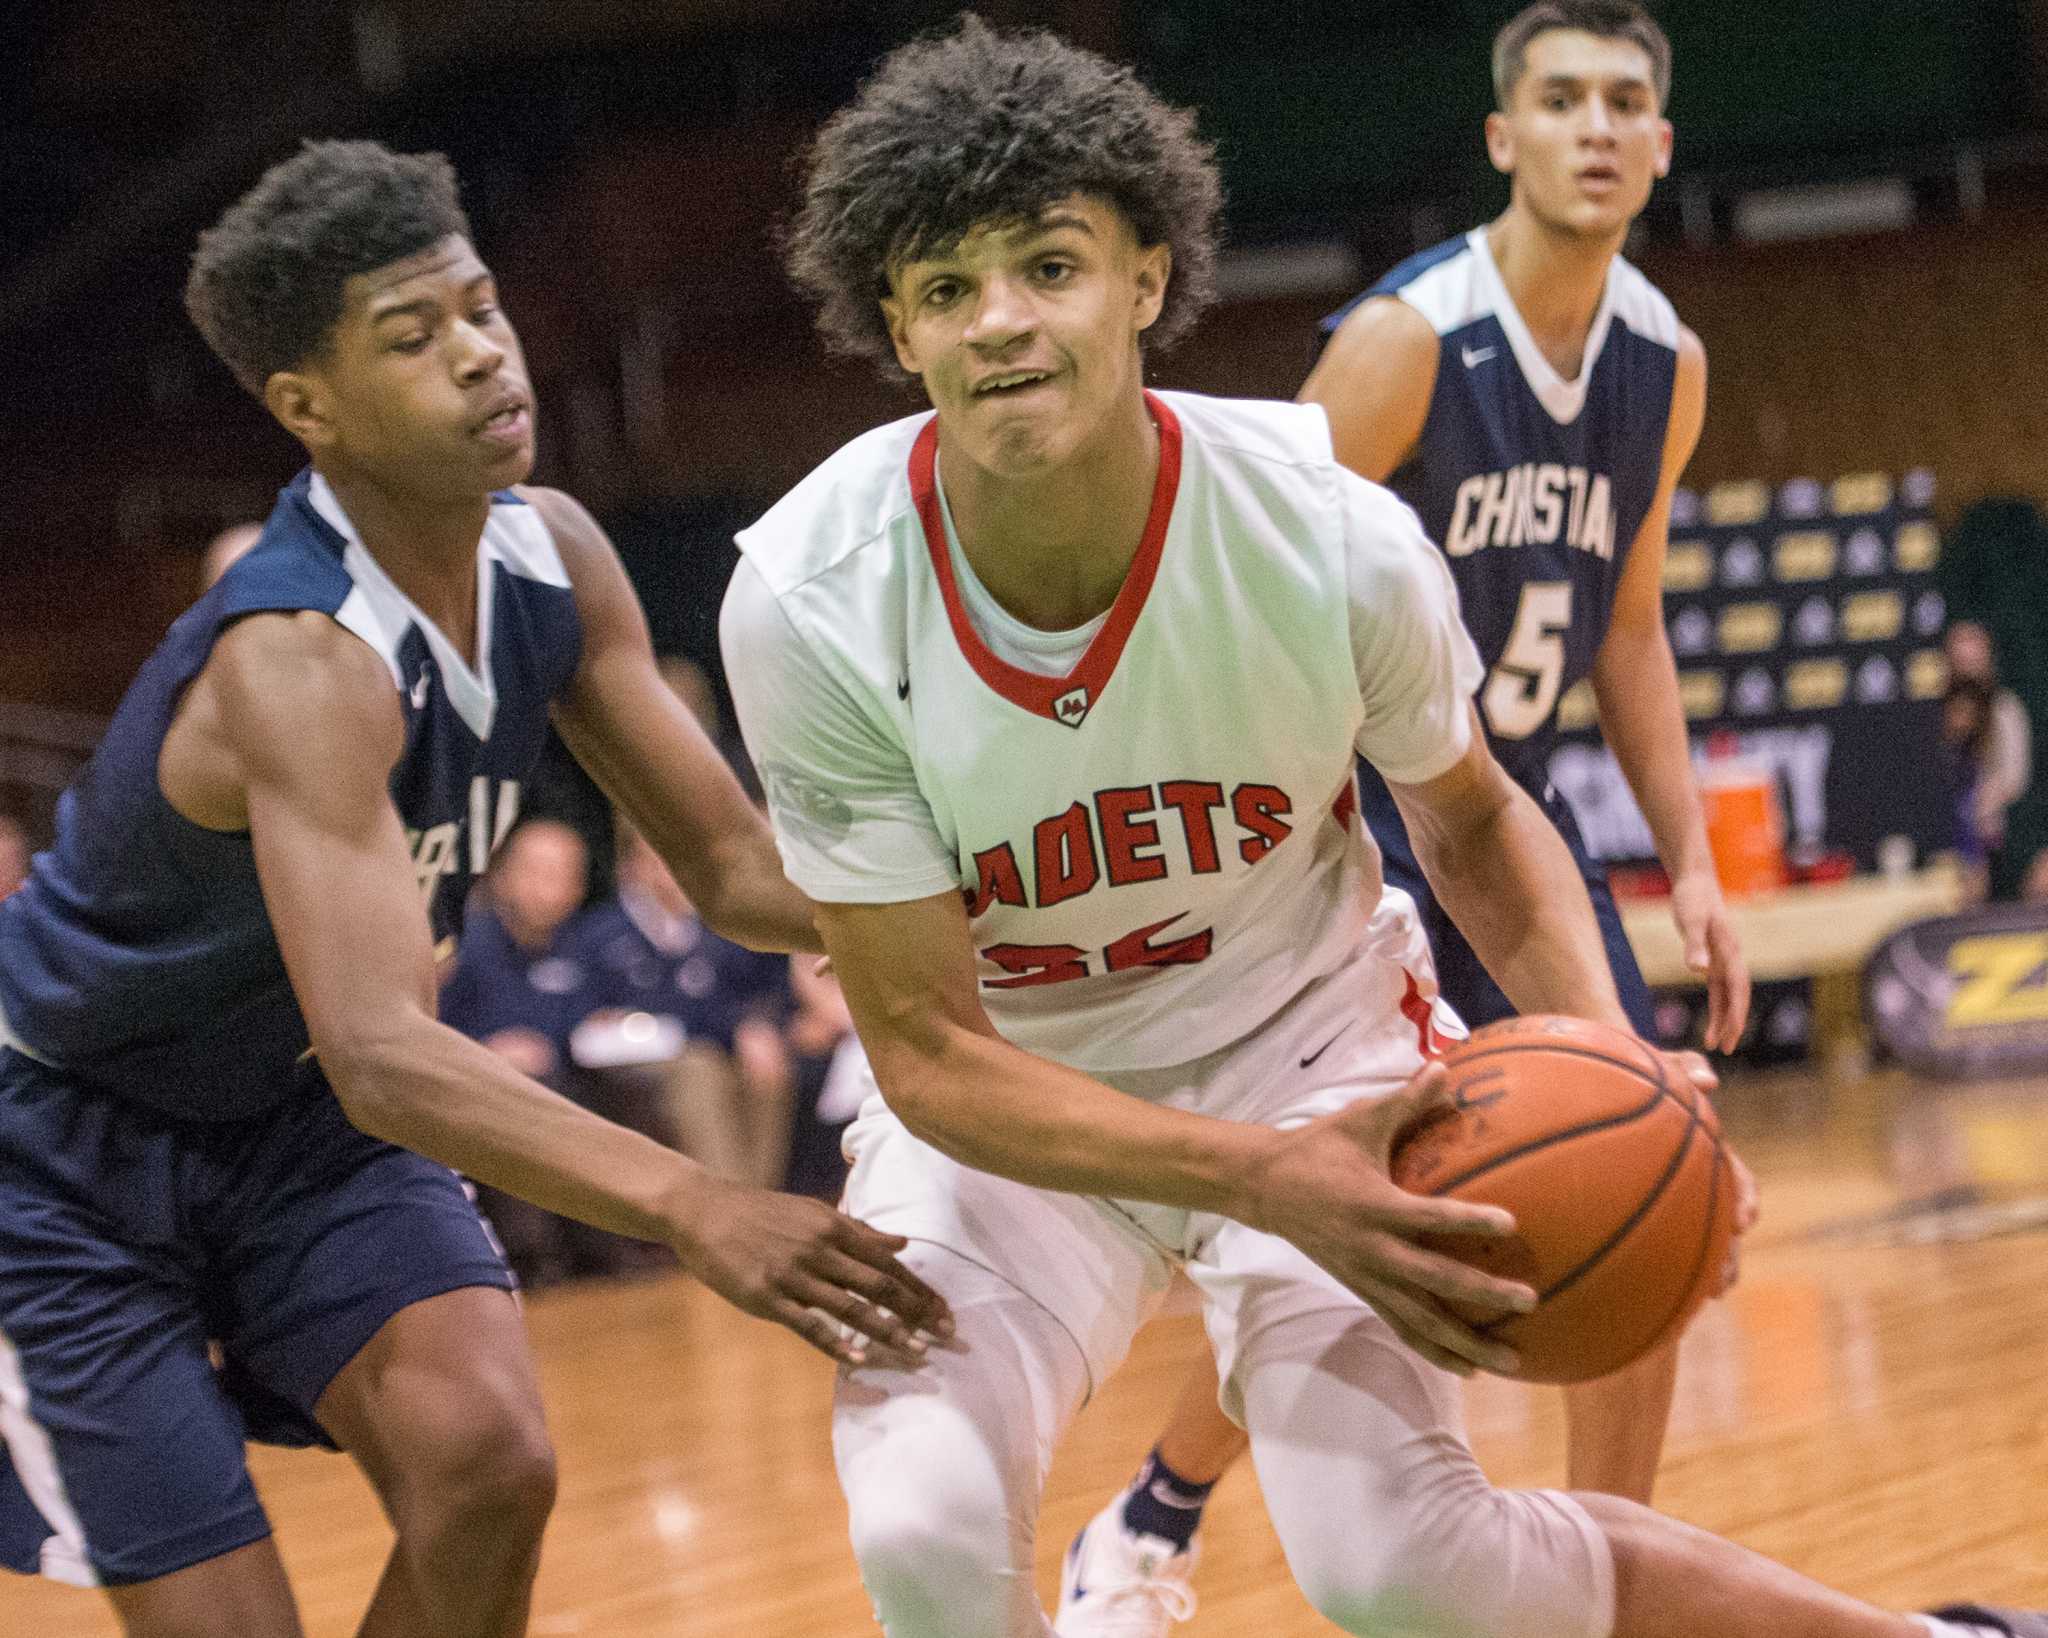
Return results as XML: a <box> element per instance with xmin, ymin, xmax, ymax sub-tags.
<box><xmin>0</xmin><ymin>814</ymin><xmax>29</xmax><ymax>900</ymax></box>
<box><xmin>441</xmin><ymin>816</ymin><xmax>675</xmax><ymax>1283</ymax></box>
<box><xmin>579</xmin><ymin>822</ymin><xmax>794</xmax><ymax>1185</ymax></box>
<box><xmin>196</xmin><ymin>521</ymin><xmax>262</xmax><ymax>592</ymax></box>
<box><xmin>441</xmin><ymin>817</ymin><xmax>596</xmax><ymax>1077</ymax></box>
<box><xmin>659</xmin><ymin>654</ymin><xmax>761</xmax><ymax>801</ymax></box>
<box><xmin>1942</xmin><ymin>499</ymin><xmax>2048</xmax><ymax>898</ymax></box>
<box><xmin>1944</xmin><ymin>621</ymin><xmax>2033</xmax><ymax>897</ymax></box>
<box><xmin>762</xmin><ymin>956</ymin><xmax>867</xmax><ymax>1203</ymax></box>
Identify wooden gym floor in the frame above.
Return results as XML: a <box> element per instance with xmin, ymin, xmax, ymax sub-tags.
<box><xmin>15</xmin><ymin>1066</ymin><xmax>2048</xmax><ymax>1636</ymax></box>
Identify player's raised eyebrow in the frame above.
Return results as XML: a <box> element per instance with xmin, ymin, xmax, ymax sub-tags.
<box><xmin>1030</xmin><ymin>209</ymin><xmax>1099</xmax><ymax>239</ymax></box>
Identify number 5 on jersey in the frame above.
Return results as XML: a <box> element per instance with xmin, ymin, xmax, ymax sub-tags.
<box><xmin>1483</xmin><ymin>581</ymin><xmax>1573</xmax><ymax>740</ymax></box>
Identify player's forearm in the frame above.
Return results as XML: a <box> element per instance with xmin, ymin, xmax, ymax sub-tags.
<box><xmin>1592</xmin><ymin>626</ymin><xmax>1715</xmax><ymax>886</ymax></box>
<box><xmin>692</xmin><ymin>828</ymin><xmax>824</xmax><ymax>954</ymax></box>
<box><xmin>1413</xmin><ymin>781</ymin><xmax>1631</xmax><ymax>1030</ymax></box>
<box><xmin>870</xmin><ymin>1025</ymin><xmax>1277</xmax><ymax>1215</ymax></box>
<box><xmin>323</xmin><ymin>1017</ymin><xmax>704</xmax><ymax>1243</ymax></box>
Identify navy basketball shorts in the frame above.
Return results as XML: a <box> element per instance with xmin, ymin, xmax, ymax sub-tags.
<box><xmin>1399</xmin><ymin>853</ymin><xmax>1657</xmax><ymax>1040</ymax></box>
<box><xmin>1361</xmin><ymin>765</ymin><xmax>1657</xmax><ymax>1041</ymax></box>
<box><xmin>0</xmin><ymin>1050</ymin><xmax>514</xmax><ymax>1588</ymax></box>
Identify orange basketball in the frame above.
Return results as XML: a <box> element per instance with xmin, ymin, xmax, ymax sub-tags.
<box><xmin>1391</xmin><ymin>1015</ymin><xmax>1737</xmax><ymax>1385</ymax></box>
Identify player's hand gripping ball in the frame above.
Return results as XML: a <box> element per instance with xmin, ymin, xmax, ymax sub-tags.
<box><xmin>1391</xmin><ymin>1015</ymin><xmax>1738</xmax><ymax>1383</ymax></box>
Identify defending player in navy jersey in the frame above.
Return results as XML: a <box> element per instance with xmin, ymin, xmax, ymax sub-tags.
<box><xmin>1058</xmin><ymin>7</ymin><xmax>1756</xmax><ymax>1630</ymax></box>
<box><xmin>0</xmin><ymin>141</ymin><xmax>946</xmax><ymax>1637</ymax></box>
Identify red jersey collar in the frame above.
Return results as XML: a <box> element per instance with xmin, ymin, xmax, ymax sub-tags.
<box><xmin>910</xmin><ymin>391</ymin><xmax>1182</xmax><ymax>729</ymax></box>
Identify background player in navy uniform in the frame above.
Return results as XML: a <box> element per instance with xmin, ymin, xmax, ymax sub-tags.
<box><xmin>0</xmin><ymin>140</ymin><xmax>947</xmax><ymax>1638</ymax></box>
<box><xmin>1058</xmin><ymin>7</ymin><xmax>1758</xmax><ymax>1630</ymax></box>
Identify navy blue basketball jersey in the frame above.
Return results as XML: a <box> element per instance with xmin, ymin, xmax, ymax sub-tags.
<box><xmin>1321</xmin><ymin>227</ymin><xmax>1679</xmax><ymax>791</ymax></box>
<box><xmin>0</xmin><ymin>471</ymin><xmax>582</xmax><ymax>1119</ymax></box>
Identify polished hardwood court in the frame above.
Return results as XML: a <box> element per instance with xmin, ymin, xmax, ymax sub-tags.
<box><xmin>15</xmin><ymin>1067</ymin><xmax>2048</xmax><ymax>1636</ymax></box>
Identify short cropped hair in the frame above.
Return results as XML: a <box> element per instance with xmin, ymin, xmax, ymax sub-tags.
<box><xmin>785</xmin><ymin>15</ymin><xmax>1222</xmax><ymax>372</ymax></box>
<box><xmin>1493</xmin><ymin>2</ymin><xmax>1672</xmax><ymax>111</ymax></box>
<box><xmin>185</xmin><ymin>140</ymin><xmax>473</xmax><ymax>396</ymax></box>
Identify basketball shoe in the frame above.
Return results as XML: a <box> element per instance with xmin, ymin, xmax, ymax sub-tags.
<box><xmin>1054</xmin><ymin>1497</ymin><xmax>1198</xmax><ymax>1635</ymax></box>
<box><xmin>1929</xmin><ymin>1608</ymin><xmax>2048</xmax><ymax>1637</ymax></box>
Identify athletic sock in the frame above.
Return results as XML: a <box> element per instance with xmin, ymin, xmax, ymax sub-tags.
<box><xmin>1922</xmin><ymin>1618</ymin><xmax>2005</xmax><ymax>1638</ymax></box>
<box><xmin>1118</xmin><ymin>1446</ymin><xmax>1216</xmax><ymax>1553</ymax></box>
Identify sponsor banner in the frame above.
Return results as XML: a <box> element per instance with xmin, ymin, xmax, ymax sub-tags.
<box><xmin>1554</xmin><ymin>470</ymin><xmax>1948</xmax><ymax>870</ymax></box>
<box><xmin>1866</xmin><ymin>902</ymin><xmax>2048</xmax><ymax>1080</ymax></box>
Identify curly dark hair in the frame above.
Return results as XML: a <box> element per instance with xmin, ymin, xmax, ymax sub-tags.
<box><xmin>785</xmin><ymin>15</ymin><xmax>1222</xmax><ymax>372</ymax></box>
<box><xmin>185</xmin><ymin>139</ymin><xmax>473</xmax><ymax>396</ymax></box>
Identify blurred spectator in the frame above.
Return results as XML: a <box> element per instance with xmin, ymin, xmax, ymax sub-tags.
<box><xmin>659</xmin><ymin>654</ymin><xmax>761</xmax><ymax>800</ymax></box>
<box><xmin>1941</xmin><ymin>499</ymin><xmax>2048</xmax><ymax>898</ymax></box>
<box><xmin>579</xmin><ymin>824</ymin><xmax>793</xmax><ymax>1185</ymax></box>
<box><xmin>441</xmin><ymin>818</ymin><xmax>595</xmax><ymax>1076</ymax></box>
<box><xmin>0</xmin><ymin>813</ymin><xmax>30</xmax><ymax>900</ymax></box>
<box><xmin>759</xmin><ymin>956</ymin><xmax>869</xmax><ymax>1202</ymax></box>
<box><xmin>197</xmin><ymin>522</ymin><xmax>263</xmax><ymax>592</ymax></box>
<box><xmin>441</xmin><ymin>817</ymin><xmax>673</xmax><ymax>1284</ymax></box>
<box><xmin>1943</xmin><ymin>623</ymin><xmax>2032</xmax><ymax>897</ymax></box>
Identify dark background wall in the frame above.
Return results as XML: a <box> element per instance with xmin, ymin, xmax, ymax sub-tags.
<box><xmin>6</xmin><ymin>0</ymin><xmax>2048</xmax><ymax>714</ymax></box>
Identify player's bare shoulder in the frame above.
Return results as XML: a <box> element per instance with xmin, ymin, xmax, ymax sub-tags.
<box><xmin>163</xmin><ymin>610</ymin><xmax>405</xmax><ymax>829</ymax></box>
<box><xmin>514</xmin><ymin>484</ymin><xmax>611</xmax><ymax>584</ymax></box>
<box><xmin>1299</xmin><ymin>296</ymin><xmax>1441</xmax><ymax>483</ymax></box>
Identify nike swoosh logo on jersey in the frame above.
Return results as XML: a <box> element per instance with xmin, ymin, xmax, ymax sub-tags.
<box><xmin>1462</xmin><ymin>345</ymin><xmax>1497</xmax><ymax>368</ymax></box>
<box><xmin>1299</xmin><ymin>1021</ymin><xmax>1354</xmax><ymax>1069</ymax></box>
<box><xmin>897</xmin><ymin>675</ymin><xmax>911</xmax><ymax>701</ymax></box>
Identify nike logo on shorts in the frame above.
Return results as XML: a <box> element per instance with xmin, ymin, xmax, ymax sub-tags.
<box><xmin>1462</xmin><ymin>345</ymin><xmax>1497</xmax><ymax>368</ymax></box>
<box><xmin>1299</xmin><ymin>1021</ymin><xmax>1354</xmax><ymax>1069</ymax></box>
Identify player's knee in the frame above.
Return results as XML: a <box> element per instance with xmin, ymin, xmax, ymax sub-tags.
<box><xmin>1293</xmin><ymin>1480</ymin><xmax>1599</xmax><ymax>1638</ymax></box>
<box><xmin>847</xmin><ymin>1484</ymin><xmax>1020</xmax><ymax>1635</ymax></box>
<box><xmin>1289</xmin><ymin>1485</ymin><xmax>1484</xmax><ymax>1633</ymax></box>
<box><xmin>395</xmin><ymin>1387</ymin><xmax>558</xmax><ymax>1537</ymax></box>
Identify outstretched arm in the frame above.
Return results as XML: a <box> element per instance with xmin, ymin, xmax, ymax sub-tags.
<box><xmin>205</xmin><ymin>610</ymin><xmax>944</xmax><ymax>1363</ymax></box>
<box><xmin>531</xmin><ymin>486</ymin><xmax>820</xmax><ymax>954</ymax></box>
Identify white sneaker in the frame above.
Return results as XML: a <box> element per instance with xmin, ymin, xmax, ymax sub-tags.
<box><xmin>1054</xmin><ymin>1495</ymin><xmax>1198</xmax><ymax>1636</ymax></box>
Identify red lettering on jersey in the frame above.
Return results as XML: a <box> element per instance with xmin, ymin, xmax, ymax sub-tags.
<box><xmin>1400</xmin><ymin>970</ymin><xmax>1445</xmax><ymax>1057</ymax></box>
<box><xmin>1330</xmin><ymin>780</ymin><xmax>1357</xmax><ymax>830</ymax></box>
<box><xmin>1034</xmin><ymin>802</ymin><xmax>1099</xmax><ymax>907</ymax></box>
<box><xmin>1096</xmin><ymin>787</ymin><xmax>1168</xmax><ymax>887</ymax></box>
<box><xmin>1158</xmin><ymin>780</ymin><xmax>1224</xmax><ymax>874</ymax></box>
<box><xmin>965</xmin><ymin>842</ymin><xmax>1027</xmax><ymax>917</ymax></box>
<box><xmin>1104</xmin><ymin>914</ymin><xmax>1214</xmax><ymax>973</ymax></box>
<box><xmin>1232</xmin><ymin>783</ymin><xmax>1294</xmax><ymax>864</ymax></box>
<box><xmin>982</xmin><ymin>943</ymin><xmax>1091</xmax><ymax>988</ymax></box>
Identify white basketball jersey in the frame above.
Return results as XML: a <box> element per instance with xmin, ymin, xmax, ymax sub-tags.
<box><xmin>723</xmin><ymin>390</ymin><xmax>1481</xmax><ymax>1072</ymax></box>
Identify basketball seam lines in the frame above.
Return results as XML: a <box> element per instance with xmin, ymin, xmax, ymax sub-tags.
<box><xmin>1425</xmin><ymin>1081</ymin><xmax>1671</xmax><ymax>1195</ymax></box>
<box><xmin>1475</xmin><ymin>1093</ymin><xmax>1702</xmax><ymax>1333</ymax></box>
<box><xmin>1446</xmin><ymin>1040</ymin><xmax>1668</xmax><ymax>1091</ymax></box>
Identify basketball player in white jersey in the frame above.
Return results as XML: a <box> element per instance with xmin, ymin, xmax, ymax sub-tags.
<box><xmin>1059</xmin><ymin>8</ymin><xmax>1752</xmax><ymax>1626</ymax></box>
<box><xmin>723</xmin><ymin>18</ymin><xmax>2038</xmax><ymax>1638</ymax></box>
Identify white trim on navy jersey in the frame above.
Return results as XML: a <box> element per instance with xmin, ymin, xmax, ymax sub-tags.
<box><xmin>1390</xmin><ymin>234</ymin><xmax>1492</xmax><ymax>339</ymax></box>
<box><xmin>0</xmin><ymin>997</ymin><xmax>50</xmax><ymax>1066</ymax></box>
<box><xmin>1392</xmin><ymin>228</ymin><xmax>1680</xmax><ymax>430</ymax></box>
<box><xmin>307</xmin><ymin>475</ymin><xmax>570</xmax><ymax>743</ymax></box>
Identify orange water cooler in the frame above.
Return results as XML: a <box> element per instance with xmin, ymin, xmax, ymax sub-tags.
<box><xmin>1700</xmin><ymin>758</ymin><xmax>1786</xmax><ymax>897</ymax></box>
